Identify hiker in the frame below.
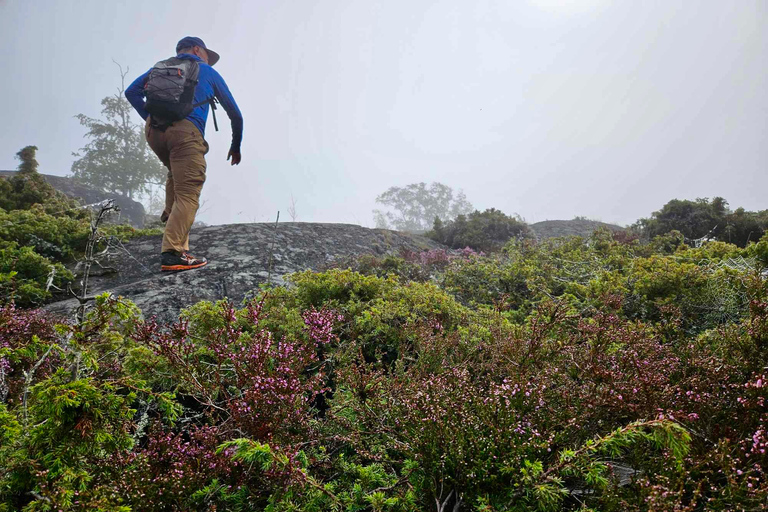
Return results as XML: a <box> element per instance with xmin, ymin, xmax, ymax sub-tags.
<box><xmin>125</xmin><ymin>36</ymin><xmax>243</xmax><ymax>271</ymax></box>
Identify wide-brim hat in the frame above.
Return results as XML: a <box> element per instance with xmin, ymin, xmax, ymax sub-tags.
<box><xmin>176</xmin><ymin>36</ymin><xmax>220</xmax><ymax>66</ymax></box>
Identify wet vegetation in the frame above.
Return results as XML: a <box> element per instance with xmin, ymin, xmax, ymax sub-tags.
<box><xmin>2</xmin><ymin>219</ymin><xmax>768</xmax><ymax>510</ymax></box>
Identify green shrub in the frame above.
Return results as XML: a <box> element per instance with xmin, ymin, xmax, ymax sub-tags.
<box><xmin>288</xmin><ymin>268</ymin><xmax>397</xmax><ymax>310</ymax></box>
<box><xmin>0</xmin><ymin>242</ymin><xmax>73</xmax><ymax>307</ymax></box>
<box><xmin>428</xmin><ymin>208</ymin><xmax>532</xmax><ymax>252</ymax></box>
<box><xmin>0</xmin><ymin>207</ymin><xmax>90</xmax><ymax>260</ymax></box>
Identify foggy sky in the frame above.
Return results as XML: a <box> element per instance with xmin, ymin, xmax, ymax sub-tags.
<box><xmin>1</xmin><ymin>0</ymin><xmax>765</xmax><ymax>227</ymax></box>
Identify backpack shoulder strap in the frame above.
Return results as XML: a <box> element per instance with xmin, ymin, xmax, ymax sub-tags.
<box><xmin>190</xmin><ymin>96</ymin><xmax>220</xmax><ymax>131</ymax></box>
<box><xmin>185</xmin><ymin>59</ymin><xmax>217</xmax><ymax>130</ymax></box>
<box><xmin>191</xmin><ymin>96</ymin><xmax>216</xmax><ymax>108</ymax></box>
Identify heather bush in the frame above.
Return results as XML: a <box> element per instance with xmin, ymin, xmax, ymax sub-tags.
<box><xmin>0</xmin><ymin>304</ymin><xmax>61</xmax><ymax>404</ymax></box>
<box><xmin>320</xmin><ymin>310</ymin><xmax>694</xmax><ymax>510</ymax></box>
<box><xmin>133</xmin><ymin>300</ymin><xmax>340</xmax><ymax>442</ymax></box>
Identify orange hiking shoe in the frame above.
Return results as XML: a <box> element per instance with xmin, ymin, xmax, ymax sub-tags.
<box><xmin>161</xmin><ymin>251</ymin><xmax>208</xmax><ymax>272</ymax></box>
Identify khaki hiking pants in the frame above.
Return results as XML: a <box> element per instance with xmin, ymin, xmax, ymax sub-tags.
<box><xmin>145</xmin><ymin>118</ymin><xmax>209</xmax><ymax>254</ymax></box>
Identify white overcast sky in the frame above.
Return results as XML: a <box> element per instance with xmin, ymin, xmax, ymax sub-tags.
<box><xmin>0</xmin><ymin>0</ymin><xmax>765</xmax><ymax>227</ymax></box>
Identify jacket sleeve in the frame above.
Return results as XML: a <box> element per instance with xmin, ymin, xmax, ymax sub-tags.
<box><xmin>211</xmin><ymin>70</ymin><xmax>244</xmax><ymax>152</ymax></box>
<box><xmin>125</xmin><ymin>70</ymin><xmax>151</xmax><ymax>120</ymax></box>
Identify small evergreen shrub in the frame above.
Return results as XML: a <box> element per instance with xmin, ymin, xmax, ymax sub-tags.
<box><xmin>428</xmin><ymin>208</ymin><xmax>532</xmax><ymax>252</ymax></box>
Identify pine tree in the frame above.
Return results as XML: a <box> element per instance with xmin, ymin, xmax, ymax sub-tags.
<box><xmin>0</xmin><ymin>146</ymin><xmax>64</xmax><ymax>211</ymax></box>
<box><xmin>71</xmin><ymin>63</ymin><xmax>165</xmax><ymax>200</ymax></box>
<box><xmin>15</xmin><ymin>145</ymin><xmax>39</xmax><ymax>175</ymax></box>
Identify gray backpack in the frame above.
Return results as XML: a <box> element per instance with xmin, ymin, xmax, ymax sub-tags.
<box><xmin>144</xmin><ymin>57</ymin><xmax>218</xmax><ymax>128</ymax></box>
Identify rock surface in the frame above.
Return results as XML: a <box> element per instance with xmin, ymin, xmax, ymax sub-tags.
<box><xmin>0</xmin><ymin>171</ymin><xmax>146</xmax><ymax>227</ymax></box>
<box><xmin>45</xmin><ymin>222</ymin><xmax>445</xmax><ymax>323</ymax></box>
<box><xmin>531</xmin><ymin>219</ymin><xmax>625</xmax><ymax>239</ymax></box>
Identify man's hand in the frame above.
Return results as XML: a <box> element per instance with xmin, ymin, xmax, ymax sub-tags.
<box><xmin>227</xmin><ymin>150</ymin><xmax>242</xmax><ymax>166</ymax></box>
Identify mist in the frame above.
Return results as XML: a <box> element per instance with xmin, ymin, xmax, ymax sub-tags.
<box><xmin>1</xmin><ymin>0</ymin><xmax>765</xmax><ymax>227</ymax></box>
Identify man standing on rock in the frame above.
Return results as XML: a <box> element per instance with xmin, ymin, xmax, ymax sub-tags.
<box><xmin>126</xmin><ymin>36</ymin><xmax>243</xmax><ymax>271</ymax></box>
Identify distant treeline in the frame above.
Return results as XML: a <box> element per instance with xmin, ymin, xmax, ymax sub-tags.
<box><xmin>375</xmin><ymin>183</ymin><xmax>767</xmax><ymax>252</ymax></box>
<box><xmin>424</xmin><ymin>197</ymin><xmax>765</xmax><ymax>252</ymax></box>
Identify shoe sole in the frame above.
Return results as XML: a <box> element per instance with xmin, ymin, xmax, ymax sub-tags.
<box><xmin>161</xmin><ymin>261</ymin><xmax>208</xmax><ymax>272</ymax></box>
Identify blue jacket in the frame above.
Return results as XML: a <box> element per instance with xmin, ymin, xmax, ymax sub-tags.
<box><xmin>125</xmin><ymin>53</ymin><xmax>243</xmax><ymax>152</ymax></box>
